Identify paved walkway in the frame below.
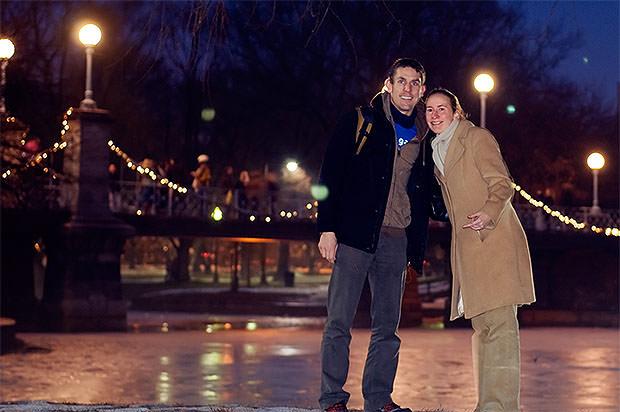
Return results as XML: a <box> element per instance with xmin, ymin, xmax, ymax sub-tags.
<box><xmin>1</xmin><ymin>404</ymin><xmax>324</xmax><ymax>412</ymax></box>
<box><xmin>1</xmin><ymin>327</ymin><xmax>618</xmax><ymax>411</ymax></box>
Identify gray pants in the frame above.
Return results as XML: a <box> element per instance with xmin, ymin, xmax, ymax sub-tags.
<box><xmin>319</xmin><ymin>229</ymin><xmax>407</xmax><ymax>412</ymax></box>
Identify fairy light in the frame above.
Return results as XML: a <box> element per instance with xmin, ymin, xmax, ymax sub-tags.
<box><xmin>2</xmin><ymin>109</ymin><xmax>616</xmax><ymax>237</ymax></box>
<box><xmin>1</xmin><ymin>107</ymin><xmax>73</xmax><ymax>180</ymax></box>
<box><xmin>512</xmin><ymin>182</ymin><xmax>618</xmax><ymax>237</ymax></box>
<box><xmin>107</xmin><ymin>139</ymin><xmax>188</xmax><ymax>193</ymax></box>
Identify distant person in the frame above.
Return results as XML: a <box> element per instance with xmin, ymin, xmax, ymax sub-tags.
<box><xmin>219</xmin><ymin>165</ymin><xmax>236</xmax><ymax>207</ymax></box>
<box><xmin>540</xmin><ymin>187</ymin><xmax>555</xmax><ymax>206</ymax></box>
<box><xmin>138</xmin><ymin>158</ymin><xmax>156</xmax><ymax>214</ymax></box>
<box><xmin>163</xmin><ymin>158</ymin><xmax>183</xmax><ymax>183</ymax></box>
<box><xmin>266</xmin><ymin>171</ymin><xmax>279</xmax><ymax>216</ymax></box>
<box><xmin>107</xmin><ymin>162</ymin><xmax>121</xmax><ymax>212</ymax></box>
<box><xmin>192</xmin><ymin>154</ymin><xmax>212</xmax><ymax>217</ymax></box>
<box><xmin>191</xmin><ymin>154</ymin><xmax>212</xmax><ymax>192</ymax></box>
<box><xmin>234</xmin><ymin>170</ymin><xmax>251</xmax><ymax>218</ymax></box>
<box><xmin>558</xmin><ymin>181</ymin><xmax>576</xmax><ymax>207</ymax></box>
<box><xmin>316</xmin><ymin>58</ymin><xmax>445</xmax><ymax>412</ymax></box>
<box><xmin>535</xmin><ymin>187</ymin><xmax>555</xmax><ymax>230</ymax></box>
<box><xmin>219</xmin><ymin>165</ymin><xmax>236</xmax><ymax>190</ymax></box>
<box><xmin>425</xmin><ymin>88</ymin><xmax>536</xmax><ymax>412</ymax></box>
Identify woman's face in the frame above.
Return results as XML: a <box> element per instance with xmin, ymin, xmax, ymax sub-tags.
<box><xmin>425</xmin><ymin>93</ymin><xmax>458</xmax><ymax>134</ymax></box>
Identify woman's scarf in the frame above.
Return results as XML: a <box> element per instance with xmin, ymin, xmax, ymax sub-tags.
<box><xmin>431</xmin><ymin>119</ymin><xmax>460</xmax><ymax>175</ymax></box>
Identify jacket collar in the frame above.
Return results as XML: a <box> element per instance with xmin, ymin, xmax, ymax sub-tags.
<box><xmin>370</xmin><ymin>92</ymin><xmax>428</xmax><ymax>140</ymax></box>
<box><xmin>442</xmin><ymin>120</ymin><xmax>476</xmax><ymax>176</ymax></box>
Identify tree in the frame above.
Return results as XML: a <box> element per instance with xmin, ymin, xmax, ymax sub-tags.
<box><xmin>2</xmin><ymin>1</ymin><xmax>616</xmax><ymax>206</ymax></box>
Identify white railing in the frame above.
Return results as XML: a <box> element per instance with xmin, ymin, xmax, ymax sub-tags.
<box><xmin>5</xmin><ymin>182</ymin><xmax>619</xmax><ymax>234</ymax></box>
<box><xmin>110</xmin><ymin>181</ymin><xmax>315</xmax><ymax>220</ymax></box>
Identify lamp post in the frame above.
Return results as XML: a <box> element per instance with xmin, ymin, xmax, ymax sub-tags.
<box><xmin>474</xmin><ymin>73</ymin><xmax>494</xmax><ymax>128</ymax></box>
<box><xmin>0</xmin><ymin>38</ymin><xmax>15</xmax><ymax>114</ymax></box>
<box><xmin>586</xmin><ymin>152</ymin><xmax>605</xmax><ymax>215</ymax></box>
<box><xmin>78</xmin><ymin>23</ymin><xmax>102</xmax><ymax>110</ymax></box>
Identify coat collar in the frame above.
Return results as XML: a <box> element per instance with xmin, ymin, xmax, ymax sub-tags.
<box><xmin>370</xmin><ymin>91</ymin><xmax>428</xmax><ymax>140</ymax></box>
<box><xmin>442</xmin><ymin>120</ymin><xmax>476</xmax><ymax>176</ymax></box>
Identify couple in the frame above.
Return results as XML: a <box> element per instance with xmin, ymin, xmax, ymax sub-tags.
<box><xmin>316</xmin><ymin>58</ymin><xmax>536</xmax><ymax>412</ymax></box>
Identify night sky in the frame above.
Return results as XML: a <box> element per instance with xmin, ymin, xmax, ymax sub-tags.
<box><xmin>504</xmin><ymin>0</ymin><xmax>619</xmax><ymax>106</ymax></box>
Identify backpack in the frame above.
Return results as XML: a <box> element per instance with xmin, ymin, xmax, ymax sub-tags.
<box><xmin>355</xmin><ymin>106</ymin><xmax>373</xmax><ymax>155</ymax></box>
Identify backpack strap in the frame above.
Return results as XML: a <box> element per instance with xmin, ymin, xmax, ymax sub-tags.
<box><xmin>355</xmin><ymin>106</ymin><xmax>373</xmax><ymax>155</ymax></box>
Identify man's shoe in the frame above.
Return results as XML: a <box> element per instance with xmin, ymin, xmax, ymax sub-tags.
<box><xmin>377</xmin><ymin>402</ymin><xmax>412</xmax><ymax>412</ymax></box>
<box><xmin>325</xmin><ymin>402</ymin><xmax>348</xmax><ymax>412</ymax></box>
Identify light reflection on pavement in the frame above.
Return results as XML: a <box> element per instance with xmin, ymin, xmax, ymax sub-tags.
<box><xmin>0</xmin><ymin>328</ymin><xmax>618</xmax><ymax>412</ymax></box>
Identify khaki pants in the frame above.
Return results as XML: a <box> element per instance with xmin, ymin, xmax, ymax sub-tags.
<box><xmin>471</xmin><ymin>305</ymin><xmax>520</xmax><ymax>412</ymax></box>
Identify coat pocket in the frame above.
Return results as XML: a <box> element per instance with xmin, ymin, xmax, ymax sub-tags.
<box><xmin>475</xmin><ymin>228</ymin><xmax>490</xmax><ymax>242</ymax></box>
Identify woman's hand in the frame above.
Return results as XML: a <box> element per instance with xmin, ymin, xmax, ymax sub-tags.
<box><xmin>463</xmin><ymin>211</ymin><xmax>492</xmax><ymax>231</ymax></box>
<box><xmin>318</xmin><ymin>232</ymin><xmax>338</xmax><ymax>263</ymax></box>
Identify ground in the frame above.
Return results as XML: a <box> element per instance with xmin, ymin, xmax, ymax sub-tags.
<box><xmin>1</xmin><ymin>327</ymin><xmax>618</xmax><ymax>411</ymax></box>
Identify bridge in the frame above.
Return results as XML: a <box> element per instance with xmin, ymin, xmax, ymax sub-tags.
<box><xmin>1</xmin><ymin>108</ymin><xmax>619</xmax><ymax>333</ymax></box>
<box><xmin>9</xmin><ymin>180</ymin><xmax>620</xmax><ymax>238</ymax></box>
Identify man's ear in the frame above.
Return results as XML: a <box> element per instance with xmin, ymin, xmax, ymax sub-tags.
<box><xmin>384</xmin><ymin>77</ymin><xmax>392</xmax><ymax>93</ymax></box>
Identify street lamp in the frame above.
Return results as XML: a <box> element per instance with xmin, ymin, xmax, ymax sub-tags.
<box><xmin>78</xmin><ymin>23</ymin><xmax>102</xmax><ymax>110</ymax></box>
<box><xmin>586</xmin><ymin>152</ymin><xmax>605</xmax><ymax>215</ymax></box>
<box><xmin>286</xmin><ymin>160</ymin><xmax>299</xmax><ymax>173</ymax></box>
<box><xmin>0</xmin><ymin>38</ymin><xmax>15</xmax><ymax>114</ymax></box>
<box><xmin>474</xmin><ymin>73</ymin><xmax>494</xmax><ymax>128</ymax></box>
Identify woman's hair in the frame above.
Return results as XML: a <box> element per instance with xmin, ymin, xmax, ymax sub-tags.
<box><xmin>426</xmin><ymin>88</ymin><xmax>468</xmax><ymax>119</ymax></box>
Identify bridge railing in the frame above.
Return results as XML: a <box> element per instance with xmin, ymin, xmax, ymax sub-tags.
<box><xmin>512</xmin><ymin>204</ymin><xmax>619</xmax><ymax>233</ymax></box>
<box><xmin>14</xmin><ymin>181</ymin><xmax>620</xmax><ymax>233</ymax></box>
<box><xmin>109</xmin><ymin>181</ymin><xmax>316</xmax><ymax>220</ymax></box>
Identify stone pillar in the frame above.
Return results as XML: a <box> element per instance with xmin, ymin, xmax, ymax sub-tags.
<box><xmin>276</xmin><ymin>240</ymin><xmax>290</xmax><ymax>282</ymax></box>
<box><xmin>45</xmin><ymin>109</ymin><xmax>134</xmax><ymax>331</ymax></box>
<box><xmin>62</xmin><ymin>112</ymin><xmax>81</xmax><ymax>213</ymax></box>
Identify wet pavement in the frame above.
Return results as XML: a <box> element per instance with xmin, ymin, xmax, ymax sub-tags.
<box><xmin>0</xmin><ymin>327</ymin><xmax>618</xmax><ymax>412</ymax></box>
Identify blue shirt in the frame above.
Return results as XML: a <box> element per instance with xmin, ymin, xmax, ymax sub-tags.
<box><xmin>394</xmin><ymin>123</ymin><xmax>417</xmax><ymax>148</ymax></box>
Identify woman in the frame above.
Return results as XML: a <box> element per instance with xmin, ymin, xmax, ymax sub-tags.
<box><xmin>425</xmin><ymin>88</ymin><xmax>535</xmax><ymax>412</ymax></box>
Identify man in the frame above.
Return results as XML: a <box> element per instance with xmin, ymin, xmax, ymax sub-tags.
<box><xmin>317</xmin><ymin>58</ymin><xmax>445</xmax><ymax>412</ymax></box>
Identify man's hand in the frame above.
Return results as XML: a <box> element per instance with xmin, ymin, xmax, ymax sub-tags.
<box><xmin>463</xmin><ymin>211</ymin><xmax>492</xmax><ymax>231</ymax></box>
<box><xmin>318</xmin><ymin>232</ymin><xmax>338</xmax><ymax>264</ymax></box>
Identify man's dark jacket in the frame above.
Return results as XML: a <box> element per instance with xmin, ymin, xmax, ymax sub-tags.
<box><xmin>317</xmin><ymin>93</ymin><xmax>446</xmax><ymax>273</ymax></box>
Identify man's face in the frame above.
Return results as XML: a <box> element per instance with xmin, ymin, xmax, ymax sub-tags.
<box><xmin>385</xmin><ymin>67</ymin><xmax>426</xmax><ymax>116</ymax></box>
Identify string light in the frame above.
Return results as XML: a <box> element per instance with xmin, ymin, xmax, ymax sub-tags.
<box><xmin>1</xmin><ymin>109</ymin><xmax>617</xmax><ymax>237</ymax></box>
<box><xmin>512</xmin><ymin>183</ymin><xmax>619</xmax><ymax>237</ymax></box>
<box><xmin>107</xmin><ymin>139</ymin><xmax>188</xmax><ymax>193</ymax></box>
<box><xmin>1</xmin><ymin>108</ymin><xmax>73</xmax><ymax>180</ymax></box>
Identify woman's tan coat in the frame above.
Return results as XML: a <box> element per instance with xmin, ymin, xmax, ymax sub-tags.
<box><xmin>435</xmin><ymin>121</ymin><xmax>535</xmax><ymax>320</ymax></box>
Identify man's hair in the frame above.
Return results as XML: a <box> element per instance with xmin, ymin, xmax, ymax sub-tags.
<box><xmin>426</xmin><ymin>88</ymin><xmax>468</xmax><ymax>119</ymax></box>
<box><xmin>387</xmin><ymin>58</ymin><xmax>426</xmax><ymax>85</ymax></box>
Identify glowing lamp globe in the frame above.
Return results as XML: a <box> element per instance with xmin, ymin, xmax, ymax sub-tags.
<box><xmin>211</xmin><ymin>206</ymin><xmax>224</xmax><ymax>221</ymax></box>
<box><xmin>79</xmin><ymin>24</ymin><xmax>102</xmax><ymax>47</ymax></box>
<box><xmin>0</xmin><ymin>39</ymin><xmax>15</xmax><ymax>59</ymax></box>
<box><xmin>474</xmin><ymin>73</ymin><xmax>494</xmax><ymax>93</ymax></box>
<box><xmin>286</xmin><ymin>161</ymin><xmax>299</xmax><ymax>172</ymax></box>
<box><xmin>587</xmin><ymin>152</ymin><xmax>605</xmax><ymax>170</ymax></box>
